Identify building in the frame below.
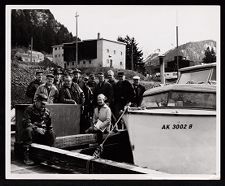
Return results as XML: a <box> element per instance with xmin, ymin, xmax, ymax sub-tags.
<box><xmin>15</xmin><ymin>50</ymin><xmax>44</xmax><ymax>63</ymax></box>
<box><xmin>52</xmin><ymin>44</ymin><xmax>64</xmax><ymax>67</ymax></box>
<box><xmin>52</xmin><ymin>33</ymin><xmax>126</xmax><ymax>69</ymax></box>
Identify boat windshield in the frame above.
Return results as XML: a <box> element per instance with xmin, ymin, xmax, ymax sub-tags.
<box><xmin>141</xmin><ymin>91</ymin><xmax>216</xmax><ymax>110</ymax></box>
<box><xmin>178</xmin><ymin>69</ymin><xmax>211</xmax><ymax>84</ymax></box>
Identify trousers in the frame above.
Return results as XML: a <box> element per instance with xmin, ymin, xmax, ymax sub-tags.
<box><xmin>22</xmin><ymin>126</ymin><xmax>56</xmax><ymax>146</ymax></box>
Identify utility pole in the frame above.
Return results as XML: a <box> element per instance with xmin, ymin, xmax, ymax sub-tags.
<box><xmin>30</xmin><ymin>37</ymin><xmax>33</xmax><ymax>63</ymax></box>
<box><xmin>176</xmin><ymin>11</ymin><xmax>179</xmax><ymax>73</ymax></box>
<box><xmin>75</xmin><ymin>12</ymin><xmax>79</xmax><ymax>67</ymax></box>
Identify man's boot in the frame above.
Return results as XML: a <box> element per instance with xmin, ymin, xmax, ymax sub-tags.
<box><xmin>23</xmin><ymin>145</ymin><xmax>35</xmax><ymax>166</ymax></box>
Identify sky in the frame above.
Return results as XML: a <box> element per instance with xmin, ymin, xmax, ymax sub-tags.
<box><xmin>44</xmin><ymin>6</ymin><xmax>219</xmax><ymax>59</ymax></box>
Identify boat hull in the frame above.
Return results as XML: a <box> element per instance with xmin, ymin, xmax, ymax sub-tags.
<box><xmin>124</xmin><ymin>109</ymin><xmax>216</xmax><ymax>174</ymax></box>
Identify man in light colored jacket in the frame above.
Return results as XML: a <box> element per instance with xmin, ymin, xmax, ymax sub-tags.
<box><xmin>34</xmin><ymin>74</ymin><xmax>59</xmax><ymax>104</ymax></box>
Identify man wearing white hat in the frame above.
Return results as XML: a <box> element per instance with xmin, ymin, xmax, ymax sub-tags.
<box><xmin>131</xmin><ymin>76</ymin><xmax>146</xmax><ymax>107</ymax></box>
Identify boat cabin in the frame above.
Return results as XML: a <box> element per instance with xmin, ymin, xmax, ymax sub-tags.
<box><xmin>177</xmin><ymin>63</ymin><xmax>216</xmax><ymax>84</ymax></box>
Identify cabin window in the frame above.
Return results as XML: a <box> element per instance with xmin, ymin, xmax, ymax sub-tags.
<box><xmin>178</xmin><ymin>69</ymin><xmax>211</xmax><ymax>84</ymax></box>
<box><xmin>141</xmin><ymin>91</ymin><xmax>216</xmax><ymax>109</ymax></box>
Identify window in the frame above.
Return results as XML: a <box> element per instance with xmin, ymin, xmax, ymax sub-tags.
<box><xmin>120</xmin><ymin>61</ymin><xmax>123</xmax><ymax>66</ymax></box>
<box><xmin>83</xmin><ymin>61</ymin><xmax>86</xmax><ymax>65</ymax></box>
<box><xmin>55</xmin><ymin>55</ymin><xmax>57</xmax><ymax>58</ymax></box>
<box><xmin>107</xmin><ymin>59</ymin><xmax>109</xmax><ymax>63</ymax></box>
<box><xmin>72</xmin><ymin>62</ymin><xmax>74</xmax><ymax>66</ymax></box>
<box><xmin>107</xmin><ymin>49</ymin><xmax>109</xmax><ymax>53</ymax></box>
<box><xmin>78</xmin><ymin>61</ymin><xmax>80</xmax><ymax>65</ymax></box>
<box><xmin>114</xmin><ymin>50</ymin><xmax>116</xmax><ymax>54</ymax></box>
<box><xmin>141</xmin><ymin>91</ymin><xmax>216</xmax><ymax>109</ymax></box>
<box><xmin>89</xmin><ymin>60</ymin><xmax>91</xmax><ymax>64</ymax></box>
<box><xmin>62</xmin><ymin>54</ymin><xmax>64</xmax><ymax>57</ymax></box>
<box><xmin>121</xmin><ymin>51</ymin><xmax>123</xmax><ymax>55</ymax></box>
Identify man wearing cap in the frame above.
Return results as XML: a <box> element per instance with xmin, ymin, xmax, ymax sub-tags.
<box><xmin>21</xmin><ymin>93</ymin><xmax>56</xmax><ymax>165</ymax></box>
<box><xmin>72</xmin><ymin>68</ymin><xmax>86</xmax><ymax>91</ymax></box>
<box><xmin>131</xmin><ymin>76</ymin><xmax>146</xmax><ymax>107</ymax></box>
<box><xmin>34</xmin><ymin>74</ymin><xmax>59</xmax><ymax>104</ymax></box>
<box><xmin>59</xmin><ymin>75</ymin><xmax>85</xmax><ymax>105</ymax></box>
<box><xmin>26</xmin><ymin>71</ymin><xmax>44</xmax><ymax>103</ymax></box>
<box><xmin>107</xmin><ymin>70</ymin><xmax>117</xmax><ymax>89</ymax></box>
<box><xmin>93</xmin><ymin>72</ymin><xmax>113</xmax><ymax>108</ymax></box>
<box><xmin>87</xmin><ymin>74</ymin><xmax>97</xmax><ymax>93</ymax></box>
<box><xmin>53</xmin><ymin>69</ymin><xmax>63</xmax><ymax>91</ymax></box>
<box><xmin>114</xmin><ymin>72</ymin><xmax>135</xmax><ymax>119</ymax></box>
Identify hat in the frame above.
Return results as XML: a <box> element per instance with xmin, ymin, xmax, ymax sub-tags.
<box><xmin>118</xmin><ymin>71</ymin><xmax>124</xmax><ymax>76</ymax></box>
<box><xmin>53</xmin><ymin>69</ymin><xmax>62</xmax><ymax>75</ymax></box>
<box><xmin>36</xmin><ymin>93</ymin><xmax>48</xmax><ymax>103</ymax></box>
<box><xmin>36</xmin><ymin>71</ymin><xmax>43</xmax><ymax>75</ymax></box>
<box><xmin>107</xmin><ymin>70</ymin><xmax>114</xmax><ymax>76</ymax></box>
<box><xmin>98</xmin><ymin>72</ymin><xmax>104</xmax><ymax>76</ymax></box>
<box><xmin>73</xmin><ymin>68</ymin><xmax>81</xmax><ymax>73</ymax></box>
<box><xmin>83</xmin><ymin>76</ymin><xmax>89</xmax><ymax>81</ymax></box>
<box><xmin>46</xmin><ymin>74</ymin><xmax>54</xmax><ymax>78</ymax></box>
<box><xmin>133</xmin><ymin>76</ymin><xmax>140</xmax><ymax>80</ymax></box>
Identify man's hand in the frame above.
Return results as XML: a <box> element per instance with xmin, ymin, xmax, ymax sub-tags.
<box><xmin>36</xmin><ymin>127</ymin><xmax>45</xmax><ymax>135</ymax></box>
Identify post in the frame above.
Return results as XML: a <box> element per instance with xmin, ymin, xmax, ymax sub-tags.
<box><xmin>159</xmin><ymin>55</ymin><xmax>165</xmax><ymax>84</ymax></box>
<box><xmin>75</xmin><ymin>12</ymin><xmax>79</xmax><ymax>67</ymax></box>
<box><xmin>30</xmin><ymin>37</ymin><xmax>33</xmax><ymax>63</ymax></box>
<box><xmin>131</xmin><ymin>43</ymin><xmax>134</xmax><ymax>70</ymax></box>
<box><xmin>176</xmin><ymin>26</ymin><xmax>179</xmax><ymax>72</ymax></box>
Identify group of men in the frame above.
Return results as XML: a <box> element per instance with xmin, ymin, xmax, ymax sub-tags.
<box><xmin>22</xmin><ymin>67</ymin><xmax>146</xmax><ymax>165</ymax></box>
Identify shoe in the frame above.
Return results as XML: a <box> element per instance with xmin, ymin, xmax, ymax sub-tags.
<box><xmin>23</xmin><ymin>146</ymin><xmax>35</xmax><ymax>166</ymax></box>
<box><xmin>24</xmin><ymin>158</ymin><xmax>35</xmax><ymax>166</ymax></box>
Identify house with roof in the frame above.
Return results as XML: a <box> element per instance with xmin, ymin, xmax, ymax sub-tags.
<box><xmin>52</xmin><ymin>33</ymin><xmax>126</xmax><ymax>69</ymax></box>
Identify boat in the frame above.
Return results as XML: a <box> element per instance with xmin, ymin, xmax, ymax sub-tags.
<box><xmin>124</xmin><ymin>63</ymin><xmax>217</xmax><ymax>174</ymax></box>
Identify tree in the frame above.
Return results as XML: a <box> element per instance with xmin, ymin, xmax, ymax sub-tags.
<box><xmin>202</xmin><ymin>47</ymin><xmax>216</xmax><ymax>63</ymax></box>
<box><xmin>117</xmin><ymin>35</ymin><xmax>144</xmax><ymax>72</ymax></box>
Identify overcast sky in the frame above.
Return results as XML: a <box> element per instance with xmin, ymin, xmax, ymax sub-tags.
<box><xmin>24</xmin><ymin>5</ymin><xmax>221</xmax><ymax>59</ymax></box>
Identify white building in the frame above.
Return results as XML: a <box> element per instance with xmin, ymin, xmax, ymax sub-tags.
<box><xmin>15</xmin><ymin>50</ymin><xmax>44</xmax><ymax>63</ymax></box>
<box><xmin>52</xmin><ymin>34</ymin><xmax>126</xmax><ymax>69</ymax></box>
<box><xmin>52</xmin><ymin>44</ymin><xmax>64</xmax><ymax>67</ymax></box>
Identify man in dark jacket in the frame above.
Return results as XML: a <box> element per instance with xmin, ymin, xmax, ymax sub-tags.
<box><xmin>114</xmin><ymin>72</ymin><xmax>135</xmax><ymax>119</ymax></box>
<box><xmin>93</xmin><ymin>72</ymin><xmax>113</xmax><ymax>108</ymax></box>
<box><xmin>53</xmin><ymin>69</ymin><xmax>63</xmax><ymax>92</ymax></box>
<box><xmin>72</xmin><ymin>68</ymin><xmax>86</xmax><ymax>91</ymax></box>
<box><xmin>131</xmin><ymin>76</ymin><xmax>146</xmax><ymax>107</ymax></box>
<box><xmin>59</xmin><ymin>75</ymin><xmax>85</xmax><ymax>105</ymax></box>
<box><xmin>22</xmin><ymin>93</ymin><xmax>56</xmax><ymax>165</ymax></box>
<box><xmin>26</xmin><ymin>71</ymin><xmax>44</xmax><ymax>103</ymax></box>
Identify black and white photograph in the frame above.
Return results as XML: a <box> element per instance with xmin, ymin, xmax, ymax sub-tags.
<box><xmin>5</xmin><ymin>5</ymin><xmax>220</xmax><ymax>179</ymax></box>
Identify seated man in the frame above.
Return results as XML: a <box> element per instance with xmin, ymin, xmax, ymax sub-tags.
<box><xmin>85</xmin><ymin>94</ymin><xmax>111</xmax><ymax>143</ymax></box>
<box><xmin>21</xmin><ymin>93</ymin><xmax>56</xmax><ymax>165</ymax></box>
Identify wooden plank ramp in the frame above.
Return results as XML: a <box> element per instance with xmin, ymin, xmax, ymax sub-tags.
<box><xmin>30</xmin><ymin>143</ymin><xmax>166</xmax><ymax>174</ymax></box>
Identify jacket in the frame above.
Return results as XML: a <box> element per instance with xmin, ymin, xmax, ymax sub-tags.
<box><xmin>93</xmin><ymin>104</ymin><xmax>111</xmax><ymax>131</ymax></box>
<box><xmin>34</xmin><ymin>83</ymin><xmax>59</xmax><ymax>104</ymax></box>
<box><xmin>22</xmin><ymin>104</ymin><xmax>52</xmax><ymax>129</ymax></box>
<box><xmin>132</xmin><ymin>84</ymin><xmax>146</xmax><ymax>107</ymax></box>
<box><xmin>59</xmin><ymin>82</ymin><xmax>85</xmax><ymax>104</ymax></box>
<box><xmin>26</xmin><ymin>79</ymin><xmax>44</xmax><ymax>100</ymax></box>
<box><xmin>114</xmin><ymin>80</ymin><xmax>135</xmax><ymax>106</ymax></box>
<box><xmin>93</xmin><ymin>80</ymin><xmax>113</xmax><ymax>106</ymax></box>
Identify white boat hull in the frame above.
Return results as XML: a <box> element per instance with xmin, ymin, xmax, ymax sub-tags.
<box><xmin>124</xmin><ymin>109</ymin><xmax>216</xmax><ymax>174</ymax></box>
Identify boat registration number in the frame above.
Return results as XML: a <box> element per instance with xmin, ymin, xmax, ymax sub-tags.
<box><xmin>162</xmin><ymin>124</ymin><xmax>193</xmax><ymax>130</ymax></box>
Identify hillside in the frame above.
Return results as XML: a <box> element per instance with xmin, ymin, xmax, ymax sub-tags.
<box><xmin>11</xmin><ymin>9</ymin><xmax>78</xmax><ymax>53</ymax></box>
<box><xmin>144</xmin><ymin>40</ymin><xmax>216</xmax><ymax>66</ymax></box>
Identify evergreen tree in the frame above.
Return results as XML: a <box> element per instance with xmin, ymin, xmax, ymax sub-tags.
<box><xmin>11</xmin><ymin>9</ymin><xmax>76</xmax><ymax>54</ymax></box>
<box><xmin>117</xmin><ymin>35</ymin><xmax>144</xmax><ymax>71</ymax></box>
<box><xmin>203</xmin><ymin>47</ymin><xmax>216</xmax><ymax>63</ymax></box>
